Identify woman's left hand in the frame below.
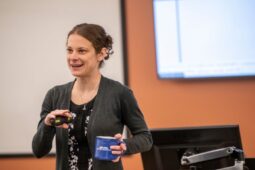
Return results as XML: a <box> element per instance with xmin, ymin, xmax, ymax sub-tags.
<box><xmin>110</xmin><ymin>133</ymin><xmax>127</xmax><ymax>162</ymax></box>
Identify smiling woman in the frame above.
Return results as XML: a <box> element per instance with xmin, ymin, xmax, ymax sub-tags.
<box><xmin>32</xmin><ymin>23</ymin><xmax>152</xmax><ymax>170</ymax></box>
<box><xmin>0</xmin><ymin>0</ymin><xmax>126</xmax><ymax>156</ymax></box>
<box><xmin>66</xmin><ymin>34</ymin><xmax>104</xmax><ymax>78</ymax></box>
<box><xmin>66</xmin><ymin>24</ymin><xmax>112</xmax><ymax>79</ymax></box>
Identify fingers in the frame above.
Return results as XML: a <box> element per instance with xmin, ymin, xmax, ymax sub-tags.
<box><xmin>113</xmin><ymin>133</ymin><xmax>127</xmax><ymax>151</ymax></box>
<box><xmin>47</xmin><ymin>114</ymin><xmax>56</xmax><ymax>120</ymax></box>
<box><xmin>51</xmin><ymin>109</ymin><xmax>71</xmax><ymax>117</ymax></box>
<box><xmin>110</xmin><ymin>143</ymin><xmax>126</xmax><ymax>153</ymax></box>
<box><xmin>44</xmin><ymin>109</ymin><xmax>71</xmax><ymax>126</ymax></box>
<box><xmin>111</xmin><ymin>144</ymin><xmax>126</xmax><ymax>163</ymax></box>
<box><xmin>112</xmin><ymin>156</ymin><xmax>121</xmax><ymax>163</ymax></box>
<box><xmin>56</xmin><ymin>123</ymin><xmax>69</xmax><ymax>129</ymax></box>
<box><xmin>114</xmin><ymin>133</ymin><xmax>122</xmax><ymax>140</ymax></box>
<box><xmin>111</xmin><ymin>147</ymin><xmax>123</xmax><ymax>155</ymax></box>
<box><xmin>120</xmin><ymin>142</ymin><xmax>127</xmax><ymax>152</ymax></box>
<box><xmin>111</xmin><ymin>133</ymin><xmax>127</xmax><ymax>163</ymax></box>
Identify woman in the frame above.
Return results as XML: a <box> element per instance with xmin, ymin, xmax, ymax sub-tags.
<box><xmin>32</xmin><ymin>23</ymin><xmax>152</xmax><ymax>170</ymax></box>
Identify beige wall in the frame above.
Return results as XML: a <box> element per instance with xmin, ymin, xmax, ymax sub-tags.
<box><xmin>0</xmin><ymin>0</ymin><xmax>124</xmax><ymax>154</ymax></box>
<box><xmin>1</xmin><ymin>0</ymin><xmax>255</xmax><ymax>169</ymax></box>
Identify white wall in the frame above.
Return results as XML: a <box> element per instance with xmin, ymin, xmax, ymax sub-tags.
<box><xmin>0</xmin><ymin>0</ymin><xmax>124</xmax><ymax>154</ymax></box>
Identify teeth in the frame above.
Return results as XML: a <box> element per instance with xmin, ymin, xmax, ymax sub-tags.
<box><xmin>71</xmin><ymin>64</ymin><xmax>82</xmax><ymax>67</ymax></box>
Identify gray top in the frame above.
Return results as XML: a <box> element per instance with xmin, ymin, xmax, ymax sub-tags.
<box><xmin>32</xmin><ymin>76</ymin><xmax>153</xmax><ymax>170</ymax></box>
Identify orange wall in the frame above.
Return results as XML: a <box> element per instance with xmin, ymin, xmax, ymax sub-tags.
<box><xmin>125</xmin><ymin>0</ymin><xmax>255</xmax><ymax>168</ymax></box>
<box><xmin>0</xmin><ymin>155</ymin><xmax>142</xmax><ymax>170</ymax></box>
<box><xmin>1</xmin><ymin>0</ymin><xmax>255</xmax><ymax>169</ymax></box>
<box><xmin>0</xmin><ymin>157</ymin><xmax>55</xmax><ymax>170</ymax></box>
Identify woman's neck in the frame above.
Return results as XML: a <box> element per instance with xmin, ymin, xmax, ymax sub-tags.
<box><xmin>71</xmin><ymin>73</ymin><xmax>101</xmax><ymax>105</ymax></box>
<box><xmin>75</xmin><ymin>73</ymin><xmax>101</xmax><ymax>93</ymax></box>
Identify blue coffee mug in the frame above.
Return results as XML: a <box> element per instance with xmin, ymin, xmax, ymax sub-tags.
<box><xmin>95</xmin><ymin>136</ymin><xmax>123</xmax><ymax>161</ymax></box>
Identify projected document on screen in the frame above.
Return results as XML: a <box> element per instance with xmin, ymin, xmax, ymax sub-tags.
<box><xmin>153</xmin><ymin>0</ymin><xmax>255</xmax><ymax>78</ymax></box>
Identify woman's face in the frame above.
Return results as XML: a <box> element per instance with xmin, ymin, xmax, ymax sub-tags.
<box><xmin>66</xmin><ymin>34</ymin><xmax>105</xmax><ymax>78</ymax></box>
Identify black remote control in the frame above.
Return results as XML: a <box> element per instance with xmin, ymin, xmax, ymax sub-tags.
<box><xmin>50</xmin><ymin>116</ymin><xmax>73</xmax><ymax>126</ymax></box>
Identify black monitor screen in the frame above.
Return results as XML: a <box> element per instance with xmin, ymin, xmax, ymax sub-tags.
<box><xmin>141</xmin><ymin>125</ymin><xmax>242</xmax><ymax>170</ymax></box>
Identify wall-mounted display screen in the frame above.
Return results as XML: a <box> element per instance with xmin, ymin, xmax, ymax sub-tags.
<box><xmin>153</xmin><ymin>0</ymin><xmax>255</xmax><ymax>78</ymax></box>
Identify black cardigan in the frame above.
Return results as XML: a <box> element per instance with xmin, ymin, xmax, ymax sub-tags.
<box><xmin>32</xmin><ymin>76</ymin><xmax>153</xmax><ymax>170</ymax></box>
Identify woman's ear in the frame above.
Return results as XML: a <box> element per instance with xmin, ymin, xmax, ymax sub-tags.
<box><xmin>97</xmin><ymin>47</ymin><xmax>108</xmax><ymax>62</ymax></box>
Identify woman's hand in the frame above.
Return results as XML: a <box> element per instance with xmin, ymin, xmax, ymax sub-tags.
<box><xmin>110</xmin><ymin>133</ymin><xmax>127</xmax><ymax>163</ymax></box>
<box><xmin>44</xmin><ymin>109</ymin><xmax>72</xmax><ymax>129</ymax></box>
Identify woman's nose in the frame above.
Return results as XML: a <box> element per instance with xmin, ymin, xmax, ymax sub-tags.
<box><xmin>69</xmin><ymin>52</ymin><xmax>78</xmax><ymax>60</ymax></box>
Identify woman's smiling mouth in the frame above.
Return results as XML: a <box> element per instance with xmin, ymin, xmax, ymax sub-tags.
<box><xmin>70</xmin><ymin>63</ymin><xmax>84</xmax><ymax>68</ymax></box>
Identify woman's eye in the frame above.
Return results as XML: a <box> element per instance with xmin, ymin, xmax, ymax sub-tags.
<box><xmin>66</xmin><ymin>48</ymin><xmax>73</xmax><ymax>54</ymax></box>
<box><xmin>78</xmin><ymin>49</ymin><xmax>86</xmax><ymax>54</ymax></box>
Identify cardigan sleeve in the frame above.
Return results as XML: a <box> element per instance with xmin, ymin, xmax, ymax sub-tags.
<box><xmin>32</xmin><ymin>88</ymin><xmax>56</xmax><ymax>158</ymax></box>
<box><xmin>121</xmin><ymin>88</ymin><xmax>153</xmax><ymax>155</ymax></box>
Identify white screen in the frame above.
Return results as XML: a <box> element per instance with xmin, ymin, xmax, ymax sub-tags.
<box><xmin>153</xmin><ymin>0</ymin><xmax>255</xmax><ymax>78</ymax></box>
<box><xmin>0</xmin><ymin>0</ymin><xmax>124</xmax><ymax>154</ymax></box>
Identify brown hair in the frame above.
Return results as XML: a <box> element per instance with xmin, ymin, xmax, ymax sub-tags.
<box><xmin>67</xmin><ymin>23</ymin><xmax>113</xmax><ymax>67</ymax></box>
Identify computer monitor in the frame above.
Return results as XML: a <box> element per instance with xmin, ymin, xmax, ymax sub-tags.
<box><xmin>141</xmin><ymin>125</ymin><xmax>243</xmax><ymax>170</ymax></box>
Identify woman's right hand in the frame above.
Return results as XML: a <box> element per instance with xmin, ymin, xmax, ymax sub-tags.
<box><xmin>44</xmin><ymin>109</ymin><xmax>72</xmax><ymax>129</ymax></box>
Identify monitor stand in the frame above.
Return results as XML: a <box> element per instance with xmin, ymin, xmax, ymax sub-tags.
<box><xmin>181</xmin><ymin>146</ymin><xmax>245</xmax><ymax>170</ymax></box>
